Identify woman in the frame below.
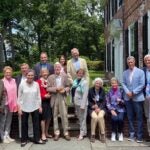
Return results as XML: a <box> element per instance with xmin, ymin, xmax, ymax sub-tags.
<box><xmin>88</xmin><ymin>78</ymin><xmax>106</xmax><ymax>143</ymax></box>
<box><xmin>37</xmin><ymin>69</ymin><xmax>52</xmax><ymax>141</ymax></box>
<box><xmin>17</xmin><ymin>69</ymin><xmax>45</xmax><ymax>147</ymax></box>
<box><xmin>71</xmin><ymin>68</ymin><xmax>89</xmax><ymax>140</ymax></box>
<box><xmin>106</xmin><ymin>77</ymin><xmax>125</xmax><ymax>142</ymax></box>
<box><xmin>59</xmin><ymin>55</ymin><xmax>67</xmax><ymax>74</ymax></box>
<box><xmin>2</xmin><ymin>66</ymin><xmax>17</xmax><ymax>143</ymax></box>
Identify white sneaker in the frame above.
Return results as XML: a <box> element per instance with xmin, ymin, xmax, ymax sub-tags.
<box><xmin>111</xmin><ymin>132</ymin><xmax>116</xmax><ymax>141</ymax></box>
<box><xmin>118</xmin><ymin>133</ymin><xmax>123</xmax><ymax>142</ymax></box>
<box><xmin>3</xmin><ymin>137</ymin><xmax>10</xmax><ymax>144</ymax></box>
<box><xmin>7</xmin><ymin>136</ymin><xmax>15</xmax><ymax>142</ymax></box>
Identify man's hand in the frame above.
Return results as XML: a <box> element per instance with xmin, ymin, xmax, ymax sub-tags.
<box><xmin>127</xmin><ymin>92</ymin><xmax>133</xmax><ymax>98</ymax></box>
<box><xmin>111</xmin><ymin>110</ymin><xmax>117</xmax><ymax>116</ymax></box>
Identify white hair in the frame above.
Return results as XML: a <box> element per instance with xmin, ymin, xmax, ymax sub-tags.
<box><xmin>92</xmin><ymin>77</ymin><xmax>103</xmax><ymax>86</ymax></box>
<box><xmin>144</xmin><ymin>54</ymin><xmax>150</xmax><ymax>61</ymax></box>
<box><xmin>54</xmin><ymin>62</ymin><xmax>61</xmax><ymax>68</ymax></box>
<box><xmin>127</xmin><ymin>56</ymin><xmax>135</xmax><ymax>62</ymax></box>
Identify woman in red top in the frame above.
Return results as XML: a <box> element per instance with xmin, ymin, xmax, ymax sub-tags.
<box><xmin>37</xmin><ymin>69</ymin><xmax>52</xmax><ymax>141</ymax></box>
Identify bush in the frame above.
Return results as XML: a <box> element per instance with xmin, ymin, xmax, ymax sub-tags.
<box><xmin>87</xmin><ymin>60</ymin><xmax>104</xmax><ymax>71</ymax></box>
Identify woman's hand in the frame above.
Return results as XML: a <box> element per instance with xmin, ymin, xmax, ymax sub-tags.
<box><xmin>39</xmin><ymin>107</ymin><xmax>42</xmax><ymax>113</ymax></box>
<box><xmin>111</xmin><ymin>110</ymin><xmax>117</xmax><ymax>116</ymax></box>
<box><xmin>18</xmin><ymin>109</ymin><xmax>22</xmax><ymax>116</ymax></box>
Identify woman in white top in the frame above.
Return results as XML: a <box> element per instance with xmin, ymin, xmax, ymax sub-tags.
<box><xmin>17</xmin><ymin>69</ymin><xmax>45</xmax><ymax>147</ymax></box>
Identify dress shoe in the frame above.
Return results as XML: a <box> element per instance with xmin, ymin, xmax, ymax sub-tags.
<box><xmin>90</xmin><ymin>135</ymin><xmax>95</xmax><ymax>143</ymax></box>
<box><xmin>101</xmin><ymin>134</ymin><xmax>106</xmax><ymax>143</ymax></box>
<box><xmin>54</xmin><ymin>135</ymin><xmax>59</xmax><ymax>141</ymax></box>
<box><xmin>64</xmin><ymin>135</ymin><xmax>71</xmax><ymax>141</ymax></box>
<box><xmin>21</xmin><ymin>142</ymin><xmax>27</xmax><ymax>147</ymax></box>
<box><xmin>34</xmin><ymin>140</ymin><xmax>46</xmax><ymax>144</ymax></box>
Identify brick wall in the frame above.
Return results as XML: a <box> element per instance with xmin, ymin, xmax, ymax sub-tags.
<box><xmin>10</xmin><ymin>111</ymin><xmax>149</xmax><ymax>139</ymax></box>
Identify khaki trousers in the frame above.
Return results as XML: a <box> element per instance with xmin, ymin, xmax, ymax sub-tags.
<box><xmin>91</xmin><ymin>110</ymin><xmax>105</xmax><ymax>135</ymax></box>
<box><xmin>53</xmin><ymin>94</ymin><xmax>68</xmax><ymax>135</ymax></box>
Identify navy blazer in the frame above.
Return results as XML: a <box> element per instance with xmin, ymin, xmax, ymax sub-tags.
<box><xmin>15</xmin><ymin>74</ymin><xmax>22</xmax><ymax>89</ymax></box>
<box><xmin>88</xmin><ymin>87</ymin><xmax>106</xmax><ymax>115</ymax></box>
<box><xmin>33</xmin><ymin>62</ymin><xmax>54</xmax><ymax>80</ymax></box>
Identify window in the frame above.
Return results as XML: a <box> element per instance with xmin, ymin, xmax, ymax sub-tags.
<box><xmin>129</xmin><ymin>22</ymin><xmax>139</xmax><ymax>67</ymax></box>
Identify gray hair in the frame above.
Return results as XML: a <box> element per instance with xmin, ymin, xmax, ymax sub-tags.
<box><xmin>110</xmin><ymin>77</ymin><xmax>119</xmax><ymax>84</ymax></box>
<box><xmin>92</xmin><ymin>77</ymin><xmax>103</xmax><ymax>86</ymax></box>
<box><xmin>127</xmin><ymin>56</ymin><xmax>135</xmax><ymax>62</ymax></box>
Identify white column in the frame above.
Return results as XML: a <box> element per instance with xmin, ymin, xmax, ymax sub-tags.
<box><xmin>105</xmin><ymin>44</ymin><xmax>108</xmax><ymax>72</ymax></box>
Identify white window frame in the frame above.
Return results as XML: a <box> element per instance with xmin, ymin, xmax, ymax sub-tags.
<box><xmin>128</xmin><ymin>23</ymin><xmax>135</xmax><ymax>55</ymax></box>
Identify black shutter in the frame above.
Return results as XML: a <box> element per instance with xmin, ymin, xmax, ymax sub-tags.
<box><xmin>134</xmin><ymin>21</ymin><xmax>139</xmax><ymax>67</ymax></box>
<box><xmin>125</xmin><ymin>29</ymin><xmax>129</xmax><ymax>69</ymax></box>
<box><xmin>143</xmin><ymin>13</ymin><xmax>148</xmax><ymax>56</ymax></box>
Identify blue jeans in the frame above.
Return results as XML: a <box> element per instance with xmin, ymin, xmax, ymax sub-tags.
<box><xmin>125</xmin><ymin>100</ymin><xmax>144</xmax><ymax>140</ymax></box>
<box><xmin>111</xmin><ymin>112</ymin><xmax>124</xmax><ymax>133</ymax></box>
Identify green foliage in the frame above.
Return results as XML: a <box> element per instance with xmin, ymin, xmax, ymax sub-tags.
<box><xmin>0</xmin><ymin>0</ymin><xmax>105</xmax><ymax>69</ymax></box>
<box><xmin>87</xmin><ymin>60</ymin><xmax>104</xmax><ymax>71</ymax></box>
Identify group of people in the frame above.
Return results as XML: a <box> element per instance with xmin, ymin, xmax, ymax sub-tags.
<box><xmin>0</xmin><ymin>48</ymin><xmax>150</xmax><ymax>147</ymax></box>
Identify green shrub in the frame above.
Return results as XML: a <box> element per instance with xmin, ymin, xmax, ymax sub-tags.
<box><xmin>87</xmin><ymin>60</ymin><xmax>104</xmax><ymax>71</ymax></box>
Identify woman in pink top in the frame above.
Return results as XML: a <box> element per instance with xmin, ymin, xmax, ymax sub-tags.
<box><xmin>2</xmin><ymin>66</ymin><xmax>17</xmax><ymax>143</ymax></box>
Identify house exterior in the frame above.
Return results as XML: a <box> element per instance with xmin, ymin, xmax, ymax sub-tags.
<box><xmin>104</xmin><ymin>0</ymin><xmax>150</xmax><ymax>81</ymax></box>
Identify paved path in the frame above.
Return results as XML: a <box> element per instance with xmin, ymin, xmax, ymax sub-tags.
<box><xmin>0</xmin><ymin>138</ymin><xmax>150</xmax><ymax>150</ymax></box>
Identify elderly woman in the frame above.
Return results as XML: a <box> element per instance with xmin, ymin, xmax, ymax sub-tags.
<box><xmin>2</xmin><ymin>66</ymin><xmax>17</xmax><ymax>143</ymax></box>
<box><xmin>71</xmin><ymin>68</ymin><xmax>89</xmax><ymax>140</ymax></box>
<box><xmin>37</xmin><ymin>69</ymin><xmax>52</xmax><ymax>141</ymax></box>
<box><xmin>88</xmin><ymin>78</ymin><xmax>106</xmax><ymax>143</ymax></box>
<box><xmin>17</xmin><ymin>69</ymin><xmax>45</xmax><ymax>147</ymax></box>
<box><xmin>106</xmin><ymin>77</ymin><xmax>125</xmax><ymax>142</ymax></box>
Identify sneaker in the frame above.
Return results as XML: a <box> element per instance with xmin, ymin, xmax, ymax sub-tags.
<box><xmin>77</xmin><ymin>135</ymin><xmax>84</xmax><ymax>141</ymax></box>
<box><xmin>2</xmin><ymin>138</ymin><xmax>10</xmax><ymax>144</ymax></box>
<box><xmin>118</xmin><ymin>133</ymin><xmax>123</xmax><ymax>142</ymax></box>
<box><xmin>7</xmin><ymin>136</ymin><xmax>15</xmax><ymax>142</ymax></box>
<box><xmin>128</xmin><ymin>135</ymin><xmax>135</xmax><ymax>142</ymax></box>
<box><xmin>111</xmin><ymin>132</ymin><xmax>116</xmax><ymax>141</ymax></box>
<box><xmin>136</xmin><ymin>139</ymin><xmax>143</xmax><ymax>143</ymax></box>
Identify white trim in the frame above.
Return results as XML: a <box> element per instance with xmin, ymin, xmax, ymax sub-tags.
<box><xmin>105</xmin><ymin>44</ymin><xmax>108</xmax><ymax>72</ymax></box>
<box><xmin>110</xmin><ymin>40</ymin><xmax>113</xmax><ymax>73</ymax></box>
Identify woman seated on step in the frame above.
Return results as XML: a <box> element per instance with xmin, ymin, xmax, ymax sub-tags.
<box><xmin>106</xmin><ymin>77</ymin><xmax>125</xmax><ymax>142</ymax></box>
<box><xmin>88</xmin><ymin>77</ymin><xmax>106</xmax><ymax>143</ymax></box>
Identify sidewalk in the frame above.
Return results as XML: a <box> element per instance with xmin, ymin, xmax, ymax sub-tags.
<box><xmin>0</xmin><ymin>138</ymin><xmax>150</xmax><ymax>150</ymax></box>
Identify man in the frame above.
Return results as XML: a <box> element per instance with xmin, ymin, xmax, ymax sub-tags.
<box><xmin>67</xmin><ymin>48</ymin><xmax>89</xmax><ymax>84</ymax></box>
<box><xmin>143</xmin><ymin>54</ymin><xmax>150</xmax><ymax>141</ymax></box>
<box><xmin>47</xmin><ymin>62</ymin><xmax>71</xmax><ymax>141</ymax></box>
<box><xmin>122</xmin><ymin>56</ymin><xmax>145</xmax><ymax>143</ymax></box>
<box><xmin>15</xmin><ymin>63</ymin><xmax>33</xmax><ymax>139</ymax></box>
<box><xmin>33</xmin><ymin>52</ymin><xmax>54</xmax><ymax>80</ymax></box>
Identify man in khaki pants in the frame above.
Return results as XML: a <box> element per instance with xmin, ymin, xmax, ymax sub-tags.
<box><xmin>47</xmin><ymin>62</ymin><xmax>70</xmax><ymax>141</ymax></box>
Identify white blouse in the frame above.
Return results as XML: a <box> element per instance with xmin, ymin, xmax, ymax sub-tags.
<box><xmin>17</xmin><ymin>80</ymin><xmax>41</xmax><ymax>112</ymax></box>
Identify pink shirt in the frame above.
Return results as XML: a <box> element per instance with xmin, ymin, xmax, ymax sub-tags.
<box><xmin>2</xmin><ymin>77</ymin><xmax>17</xmax><ymax>112</ymax></box>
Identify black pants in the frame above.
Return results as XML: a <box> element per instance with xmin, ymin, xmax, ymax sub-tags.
<box><xmin>21</xmin><ymin>109</ymin><xmax>40</xmax><ymax>143</ymax></box>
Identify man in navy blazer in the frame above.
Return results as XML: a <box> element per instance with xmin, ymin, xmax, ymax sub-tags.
<box><xmin>33</xmin><ymin>52</ymin><xmax>54</xmax><ymax>80</ymax></box>
<box><xmin>122</xmin><ymin>56</ymin><xmax>145</xmax><ymax>143</ymax></box>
